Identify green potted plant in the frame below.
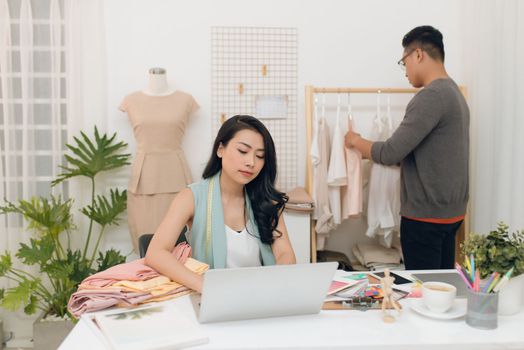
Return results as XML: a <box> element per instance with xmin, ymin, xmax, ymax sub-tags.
<box><xmin>0</xmin><ymin>127</ymin><xmax>130</xmax><ymax>349</ymax></box>
<box><xmin>461</xmin><ymin>222</ymin><xmax>524</xmax><ymax>315</ymax></box>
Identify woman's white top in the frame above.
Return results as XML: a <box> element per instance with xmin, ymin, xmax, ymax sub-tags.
<box><xmin>225</xmin><ymin>225</ymin><xmax>262</xmax><ymax>268</ymax></box>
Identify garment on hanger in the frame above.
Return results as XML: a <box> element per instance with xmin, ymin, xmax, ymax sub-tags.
<box><xmin>341</xmin><ymin>118</ymin><xmax>363</xmax><ymax>219</ymax></box>
<box><xmin>327</xmin><ymin>101</ymin><xmax>347</xmax><ymax>225</ymax></box>
<box><xmin>120</xmin><ymin>91</ymin><xmax>199</xmax><ymax>252</ymax></box>
<box><xmin>365</xmin><ymin>111</ymin><xmax>400</xmax><ymax>248</ymax></box>
<box><xmin>313</xmin><ymin>117</ymin><xmax>335</xmax><ymax>249</ymax></box>
<box><xmin>310</xmin><ymin>99</ymin><xmax>321</xmax><ymax>220</ymax></box>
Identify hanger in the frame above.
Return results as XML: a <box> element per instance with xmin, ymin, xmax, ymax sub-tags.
<box><xmin>314</xmin><ymin>95</ymin><xmax>319</xmax><ymax>125</ymax></box>
<box><xmin>347</xmin><ymin>93</ymin><xmax>353</xmax><ymax>121</ymax></box>
<box><xmin>376</xmin><ymin>90</ymin><xmax>382</xmax><ymax>134</ymax></box>
<box><xmin>387</xmin><ymin>93</ymin><xmax>393</xmax><ymax>131</ymax></box>
<box><xmin>321</xmin><ymin>93</ymin><xmax>326</xmax><ymax>118</ymax></box>
<box><xmin>336</xmin><ymin>93</ymin><xmax>341</xmax><ymax>125</ymax></box>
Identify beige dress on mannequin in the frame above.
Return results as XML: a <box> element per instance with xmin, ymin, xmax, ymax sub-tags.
<box><xmin>120</xmin><ymin>91</ymin><xmax>199</xmax><ymax>251</ymax></box>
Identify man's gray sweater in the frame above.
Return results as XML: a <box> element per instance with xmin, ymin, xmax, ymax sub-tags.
<box><xmin>371</xmin><ymin>78</ymin><xmax>469</xmax><ymax>218</ymax></box>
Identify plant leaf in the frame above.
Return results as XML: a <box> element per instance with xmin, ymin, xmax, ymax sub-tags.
<box><xmin>52</xmin><ymin>126</ymin><xmax>131</xmax><ymax>185</ymax></box>
<box><xmin>24</xmin><ymin>295</ymin><xmax>38</xmax><ymax>315</ymax></box>
<box><xmin>81</xmin><ymin>189</ymin><xmax>127</xmax><ymax>226</ymax></box>
<box><xmin>1</xmin><ymin>278</ymin><xmax>40</xmax><ymax>312</ymax></box>
<box><xmin>462</xmin><ymin>222</ymin><xmax>524</xmax><ymax>278</ymax></box>
<box><xmin>0</xmin><ymin>252</ymin><xmax>13</xmax><ymax>277</ymax></box>
<box><xmin>96</xmin><ymin>249</ymin><xmax>126</xmax><ymax>272</ymax></box>
<box><xmin>64</xmin><ymin>249</ymin><xmax>95</xmax><ymax>284</ymax></box>
<box><xmin>0</xmin><ymin>196</ymin><xmax>74</xmax><ymax>238</ymax></box>
<box><xmin>16</xmin><ymin>236</ymin><xmax>55</xmax><ymax>266</ymax></box>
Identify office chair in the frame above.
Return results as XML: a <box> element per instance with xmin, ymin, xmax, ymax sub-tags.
<box><xmin>138</xmin><ymin>226</ymin><xmax>188</xmax><ymax>258</ymax></box>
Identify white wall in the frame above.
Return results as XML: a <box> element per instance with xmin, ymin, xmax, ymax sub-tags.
<box><xmin>102</xmin><ymin>0</ymin><xmax>464</xmax><ymax>260</ymax></box>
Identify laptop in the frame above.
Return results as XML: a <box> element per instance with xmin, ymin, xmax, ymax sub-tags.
<box><xmin>411</xmin><ymin>272</ymin><xmax>469</xmax><ymax>297</ymax></box>
<box><xmin>191</xmin><ymin>262</ymin><xmax>338</xmax><ymax>323</ymax></box>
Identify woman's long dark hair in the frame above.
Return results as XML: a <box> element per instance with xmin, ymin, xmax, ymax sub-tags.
<box><xmin>202</xmin><ymin>115</ymin><xmax>287</xmax><ymax>244</ymax></box>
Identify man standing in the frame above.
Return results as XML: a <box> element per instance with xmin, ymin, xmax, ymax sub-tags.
<box><xmin>344</xmin><ymin>26</ymin><xmax>469</xmax><ymax>269</ymax></box>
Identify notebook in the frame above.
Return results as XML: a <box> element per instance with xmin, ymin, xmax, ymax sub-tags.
<box><xmin>192</xmin><ymin>262</ymin><xmax>338</xmax><ymax>323</ymax></box>
<box><xmin>92</xmin><ymin>302</ymin><xmax>208</xmax><ymax>350</ymax></box>
<box><xmin>411</xmin><ymin>272</ymin><xmax>469</xmax><ymax>297</ymax></box>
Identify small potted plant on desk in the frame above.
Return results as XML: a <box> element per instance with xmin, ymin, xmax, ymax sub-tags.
<box><xmin>461</xmin><ymin>222</ymin><xmax>524</xmax><ymax>315</ymax></box>
<box><xmin>0</xmin><ymin>127</ymin><xmax>129</xmax><ymax>350</ymax></box>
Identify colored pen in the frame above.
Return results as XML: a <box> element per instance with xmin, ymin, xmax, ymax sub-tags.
<box><xmin>464</xmin><ymin>256</ymin><xmax>472</xmax><ymax>275</ymax></box>
<box><xmin>474</xmin><ymin>270</ymin><xmax>480</xmax><ymax>292</ymax></box>
<box><xmin>460</xmin><ymin>266</ymin><xmax>473</xmax><ymax>284</ymax></box>
<box><xmin>486</xmin><ymin>273</ymin><xmax>500</xmax><ymax>293</ymax></box>
<box><xmin>455</xmin><ymin>262</ymin><xmax>473</xmax><ymax>289</ymax></box>
<box><xmin>493</xmin><ymin>267</ymin><xmax>514</xmax><ymax>293</ymax></box>
<box><xmin>482</xmin><ymin>271</ymin><xmax>498</xmax><ymax>293</ymax></box>
<box><xmin>470</xmin><ymin>254</ymin><xmax>475</xmax><ymax>281</ymax></box>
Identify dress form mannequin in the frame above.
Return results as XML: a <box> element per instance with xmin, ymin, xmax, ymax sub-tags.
<box><xmin>120</xmin><ymin>68</ymin><xmax>199</xmax><ymax>253</ymax></box>
<box><xmin>142</xmin><ymin>67</ymin><xmax>176</xmax><ymax>96</ymax></box>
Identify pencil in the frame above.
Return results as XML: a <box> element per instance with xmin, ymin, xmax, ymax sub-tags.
<box><xmin>470</xmin><ymin>254</ymin><xmax>475</xmax><ymax>281</ymax></box>
<box><xmin>493</xmin><ymin>267</ymin><xmax>514</xmax><ymax>293</ymax></box>
<box><xmin>464</xmin><ymin>256</ymin><xmax>472</xmax><ymax>276</ymax></box>
<box><xmin>455</xmin><ymin>262</ymin><xmax>473</xmax><ymax>289</ymax></box>
<box><xmin>486</xmin><ymin>273</ymin><xmax>500</xmax><ymax>293</ymax></box>
<box><xmin>474</xmin><ymin>270</ymin><xmax>480</xmax><ymax>292</ymax></box>
<box><xmin>482</xmin><ymin>272</ymin><xmax>497</xmax><ymax>293</ymax></box>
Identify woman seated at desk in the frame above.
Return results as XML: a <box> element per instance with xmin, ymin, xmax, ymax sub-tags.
<box><xmin>145</xmin><ymin>115</ymin><xmax>296</xmax><ymax>293</ymax></box>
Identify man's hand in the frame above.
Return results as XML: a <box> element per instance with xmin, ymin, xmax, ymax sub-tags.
<box><xmin>344</xmin><ymin>128</ymin><xmax>373</xmax><ymax>160</ymax></box>
<box><xmin>344</xmin><ymin>128</ymin><xmax>361</xmax><ymax>148</ymax></box>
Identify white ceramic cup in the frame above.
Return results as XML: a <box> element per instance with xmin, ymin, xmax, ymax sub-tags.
<box><xmin>422</xmin><ymin>281</ymin><xmax>457</xmax><ymax>313</ymax></box>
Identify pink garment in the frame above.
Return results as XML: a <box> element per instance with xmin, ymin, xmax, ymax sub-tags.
<box><xmin>82</xmin><ymin>243</ymin><xmax>191</xmax><ymax>288</ymax></box>
<box><xmin>341</xmin><ymin>119</ymin><xmax>363</xmax><ymax>219</ymax></box>
<box><xmin>68</xmin><ymin>285</ymin><xmax>191</xmax><ymax>318</ymax></box>
<box><xmin>67</xmin><ymin>243</ymin><xmax>192</xmax><ymax>318</ymax></box>
<box><xmin>68</xmin><ymin>288</ymin><xmax>152</xmax><ymax>318</ymax></box>
<box><xmin>314</xmin><ymin>118</ymin><xmax>335</xmax><ymax>246</ymax></box>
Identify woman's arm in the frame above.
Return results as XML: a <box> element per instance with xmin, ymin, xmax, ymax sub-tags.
<box><xmin>271</xmin><ymin>213</ymin><xmax>296</xmax><ymax>264</ymax></box>
<box><xmin>144</xmin><ymin>188</ymin><xmax>204</xmax><ymax>293</ymax></box>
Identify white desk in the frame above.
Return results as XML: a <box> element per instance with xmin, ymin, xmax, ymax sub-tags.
<box><xmin>60</xmin><ymin>270</ymin><xmax>524</xmax><ymax>350</ymax></box>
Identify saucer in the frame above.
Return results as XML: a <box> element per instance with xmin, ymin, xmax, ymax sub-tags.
<box><xmin>410</xmin><ymin>298</ymin><xmax>467</xmax><ymax>320</ymax></box>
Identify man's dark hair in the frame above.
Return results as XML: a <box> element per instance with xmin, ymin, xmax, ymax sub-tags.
<box><xmin>402</xmin><ymin>25</ymin><xmax>445</xmax><ymax>62</ymax></box>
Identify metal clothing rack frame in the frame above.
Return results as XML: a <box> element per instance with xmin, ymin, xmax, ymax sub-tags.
<box><xmin>304</xmin><ymin>85</ymin><xmax>468</xmax><ymax>263</ymax></box>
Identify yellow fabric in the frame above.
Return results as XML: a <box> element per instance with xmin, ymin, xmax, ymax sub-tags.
<box><xmin>112</xmin><ymin>258</ymin><xmax>208</xmax><ymax>295</ymax></box>
<box><xmin>142</xmin><ymin>290</ymin><xmax>192</xmax><ymax>304</ymax></box>
<box><xmin>113</xmin><ymin>276</ymin><xmax>179</xmax><ymax>293</ymax></box>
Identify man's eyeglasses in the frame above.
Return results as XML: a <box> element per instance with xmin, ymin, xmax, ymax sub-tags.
<box><xmin>397</xmin><ymin>48</ymin><xmax>417</xmax><ymax>70</ymax></box>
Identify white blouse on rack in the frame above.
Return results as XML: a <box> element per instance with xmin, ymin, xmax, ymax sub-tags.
<box><xmin>327</xmin><ymin>114</ymin><xmax>347</xmax><ymax>225</ymax></box>
<box><xmin>365</xmin><ymin>115</ymin><xmax>401</xmax><ymax>248</ymax></box>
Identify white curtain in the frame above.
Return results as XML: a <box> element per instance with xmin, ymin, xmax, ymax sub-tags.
<box><xmin>0</xmin><ymin>0</ymin><xmax>106</xmax><ymax>341</ymax></box>
<box><xmin>463</xmin><ymin>0</ymin><xmax>524</xmax><ymax>233</ymax></box>
<box><xmin>64</xmin><ymin>0</ymin><xmax>107</xmax><ymax>250</ymax></box>
<box><xmin>0</xmin><ymin>0</ymin><xmax>62</xmax><ymax>336</ymax></box>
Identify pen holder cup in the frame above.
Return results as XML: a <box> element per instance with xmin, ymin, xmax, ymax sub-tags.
<box><xmin>465</xmin><ymin>288</ymin><xmax>498</xmax><ymax>330</ymax></box>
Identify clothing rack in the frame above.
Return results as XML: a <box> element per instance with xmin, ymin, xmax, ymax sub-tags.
<box><xmin>304</xmin><ymin>85</ymin><xmax>468</xmax><ymax>263</ymax></box>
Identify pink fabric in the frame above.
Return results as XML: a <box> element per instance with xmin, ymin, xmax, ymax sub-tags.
<box><xmin>68</xmin><ymin>285</ymin><xmax>191</xmax><ymax>318</ymax></box>
<box><xmin>67</xmin><ymin>243</ymin><xmax>192</xmax><ymax>318</ymax></box>
<box><xmin>68</xmin><ymin>288</ymin><xmax>152</xmax><ymax>318</ymax></box>
<box><xmin>342</xmin><ymin>119</ymin><xmax>363</xmax><ymax>219</ymax></box>
<box><xmin>81</xmin><ymin>243</ymin><xmax>191</xmax><ymax>288</ymax></box>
